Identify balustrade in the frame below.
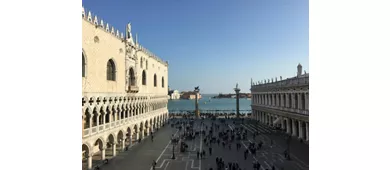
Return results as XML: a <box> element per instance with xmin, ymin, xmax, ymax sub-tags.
<box><xmin>84</xmin><ymin>129</ymin><xmax>90</xmax><ymax>136</ymax></box>
<box><xmin>83</xmin><ymin>108</ymin><xmax>167</xmax><ymax>138</ymax></box>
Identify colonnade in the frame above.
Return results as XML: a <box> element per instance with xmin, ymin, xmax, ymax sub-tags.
<box><xmin>252</xmin><ymin>110</ymin><xmax>309</xmax><ymax>141</ymax></box>
<box><xmin>252</xmin><ymin>92</ymin><xmax>309</xmax><ymax>111</ymax></box>
<box><xmin>82</xmin><ymin>113</ymin><xmax>169</xmax><ymax>170</ymax></box>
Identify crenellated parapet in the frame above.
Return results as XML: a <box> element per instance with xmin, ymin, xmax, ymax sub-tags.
<box><xmin>137</xmin><ymin>44</ymin><xmax>169</xmax><ymax>66</ymax></box>
<box><xmin>82</xmin><ymin>7</ymin><xmax>125</xmax><ymax>41</ymax></box>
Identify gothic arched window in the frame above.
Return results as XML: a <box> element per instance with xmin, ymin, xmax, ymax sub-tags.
<box><xmin>161</xmin><ymin>77</ymin><xmax>165</xmax><ymax>88</ymax></box>
<box><xmin>82</xmin><ymin>52</ymin><xmax>86</xmax><ymax>77</ymax></box>
<box><xmin>142</xmin><ymin>70</ymin><xmax>146</xmax><ymax>85</ymax></box>
<box><xmin>129</xmin><ymin>68</ymin><xmax>135</xmax><ymax>86</ymax></box>
<box><xmin>154</xmin><ymin>74</ymin><xmax>157</xmax><ymax>87</ymax></box>
<box><xmin>107</xmin><ymin>59</ymin><xmax>116</xmax><ymax>81</ymax></box>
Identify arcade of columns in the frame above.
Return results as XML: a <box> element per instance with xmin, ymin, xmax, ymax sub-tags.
<box><xmin>82</xmin><ymin>95</ymin><xmax>169</xmax><ymax>170</ymax></box>
<box><xmin>251</xmin><ymin>91</ymin><xmax>309</xmax><ymax>141</ymax></box>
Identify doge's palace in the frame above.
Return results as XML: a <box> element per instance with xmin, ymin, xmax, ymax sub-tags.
<box><xmin>82</xmin><ymin>7</ymin><xmax>169</xmax><ymax>169</ymax></box>
<box><xmin>251</xmin><ymin>64</ymin><xmax>309</xmax><ymax>142</ymax></box>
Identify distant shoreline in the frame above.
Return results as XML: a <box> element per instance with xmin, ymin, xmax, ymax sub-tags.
<box><xmin>211</xmin><ymin>93</ymin><xmax>251</xmax><ymax>99</ymax></box>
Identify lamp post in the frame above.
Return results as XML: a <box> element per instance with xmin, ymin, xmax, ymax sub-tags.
<box><xmin>234</xmin><ymin>83</ymin><xmax>241</xmax><ymax>118</ymax></box>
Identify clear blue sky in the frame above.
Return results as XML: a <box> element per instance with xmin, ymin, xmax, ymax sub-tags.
<box><xmin>82</xmin><ymin>0</ymin><xmax>308</xmax><ymax>94</ymax></box>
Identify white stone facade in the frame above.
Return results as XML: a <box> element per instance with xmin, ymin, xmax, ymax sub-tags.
<box><xmin>170</xmin><ymin>90</ymin><xmax>180</xmax><ymax>100</ymax></box>
<box><xmin>250</xmin><ymin>64</ymin><xmax>309</xmax><ymax>141</ymax></box>
<box><xmin>82</xmin><ymin>7</ymin><xmax>169</xmax><ymax>170</ymax></box>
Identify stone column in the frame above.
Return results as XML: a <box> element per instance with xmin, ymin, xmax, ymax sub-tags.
<box><xmin>101</xmin><ymin>147</ymin><xmax>106</xmax><ymax>160</ymax></box>
<box><xmin>112</xmin><ymin>143</ymin><xmax>116</xmax><ymax>156</ymax></box>
<box><xmin>89</xmin><ymin>116</ymin><xmax>93</xmax><ymax>135</ymax></box>
<box><xmin>292</xmin><ymin>93</ymin><xmax>296</xmax><ymax>109</ymax></box>
<box><xmin>234</xmin><ymin>86</ymin><xmax>240</xmax><ymax>118</ymax></box>
<box><xmin>286</xmin><ymin>118</ymin><xmax>291</xmax><ymax>134</ymax></box>
<box><xmin>145</xmin><ymin>127</ymin><xmax>149</xmax><ymax>137</ymax></box>
<box><xmin>260</xmin><ymin>95</ymin><xmax>263</xmax><ymax>104</ymax></box>
<box><xmin>297</xmin><ymin>93</ymin><xmax>301</xmax><ymax>110</ymax></box>
<box><xmin>121</xmin><ymin>139</ymin><xmax>125</xmax><ymax>151</ymax></box>
<box><xmin>281</xmin><ymin>118</ymin><xmax>286</xmax><ymax>130</ymax></box>
<box><xmin>306</xmin><ymin>122</ymin><xmax>309</xmax><ymax>141</ymax></box>
<box><xmin>286</xmin><ymin>94</ymin><xmax>290</xmax><ymax>108</ymax></box>
<box><xmin>273</xmin><ymin>94</ymin><xmax>276</xmax><ymax>106</ymax></box>
<box><xmin>135</xmin><ymin>132</ymin><xmax>139</xmax><ymax>141</ymax></box>
<box><xmin>139</xmin><ymin>130</ymin><xmax>143</xmax><ymax>140</ymax></box>
<box><xmin>305</xmin><ymin>93</ymin><xmax>309</xmax><ymax>110</ymax></box>
<box><xmin>87</xmin><ymin>154</ymin><xmax>93</xmax><ymax>170</ymax></box>
<box><xmin>298</xmin><ymin>121</ymin><xmax>304</xmax><ymax>139</ymax></box>
<box><xmin>102</xmin><ymin>112</ymin><xmax>106</xmax><ymax>130</ymax></box>
<box><xmin>292</xmin><ymin>120</ymin><xmax>297</xmax><ymax>137</ymax></box>
<box><xmin>129</xmin><ymin>134</ymin><xmax>133</xmax><ymax>147</ymax></box>
<box><xmin>263</xmin><ymin>95</ymin><xmax>266</xmax><ymax>105</ymax></box>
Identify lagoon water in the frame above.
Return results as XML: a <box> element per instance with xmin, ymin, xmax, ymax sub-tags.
<box><xmin>168</xmin><ymin>94</ymin><xmax>251</xmax><ymax>111</ymax></box>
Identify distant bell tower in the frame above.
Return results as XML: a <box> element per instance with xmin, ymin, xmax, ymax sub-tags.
<box><xmin>297</xmin><ymin>63</ymin><xmax>302</xmax><ymax>76</ymax></box>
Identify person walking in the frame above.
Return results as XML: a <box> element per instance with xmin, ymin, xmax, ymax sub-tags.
<box><xmin>152</xmin><ymin>160</ymin><xmax>157</xmax><ymax>170</ymax></box>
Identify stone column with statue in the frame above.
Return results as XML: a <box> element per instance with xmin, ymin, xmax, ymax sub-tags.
<box><xmin>194</xmin><ymin>86</ymin><xmax>200</xmax><ymax>118</ymax></box>
<box><xmin>234</xmin><ymin>83</ymin><xmax>241</xmax><ymax>118</ymax></box>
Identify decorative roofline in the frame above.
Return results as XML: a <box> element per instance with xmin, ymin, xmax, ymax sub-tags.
<box><xmin>82</xmin><ymin>6</ymin><xmax>169</xmax><ymax>67</ymax></box>
<box><xmin>251</xmin><ymin>73</ymin><xmax>309</xmax><ymax>89</ymax></box>
<box><xmin>82</xmin><ymin>7</ymin><xmax>125</xmax><ymax>41</ymax></box>
<box><xmin>137</xmin><ymin>44</ymin><xmax>169</xmax><ymax>66</ymax></box>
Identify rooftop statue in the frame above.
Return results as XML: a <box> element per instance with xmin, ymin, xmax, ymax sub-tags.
<box><xmin>236</xmin><ymin>83</ymin><xmax>239</xmax><ymax>89</ymax></box>
<box><xmin>126</xmin><ymin>23</ymin><xmax>135</xmax><ymax>46</ymax></box>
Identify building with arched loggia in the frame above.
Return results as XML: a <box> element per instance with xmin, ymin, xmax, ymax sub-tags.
<box><xmin>250</xmin><ymin>64</ymin><xmax>309</xmax><ymax>142</ymax></box>
<box><xmin>82</xmin><ymin>7</ymin><xmax>169</xmax><ymax>170</ymax></box>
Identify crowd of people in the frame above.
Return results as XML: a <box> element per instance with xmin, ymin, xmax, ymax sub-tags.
<box><xmin>168</xmin><ymin>116</ymin><xmax>286</xmax><ymax>170</ymax></box>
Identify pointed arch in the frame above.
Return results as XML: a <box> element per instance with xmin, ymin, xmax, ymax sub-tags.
<box><xmin>129</xmin><ymin>67</ymin><xmax>135</xmax><ymax>86</ymax></box>
<box><xmin>154</xmin><ymin>74</ymin><xmax>157</xmax><ymax>87</ymax></box>
<box><xmin>161</xmin><ymin>76</ymin><xmax>165</xmax><ymax>88</ymax></box>
<box><xmin>107</xmin><ymin>59</ymin><xmax>116</xmax><ymax>81</ymax></box>
<box><xmin>82</xmin><ymin>52</ymin><xmax>86</xmax><ymax>77</ymax></box>
<box><xmin>142</xmin><ymin>70</ymin><xmax>147</xmax><ymax>85</ymax></box>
